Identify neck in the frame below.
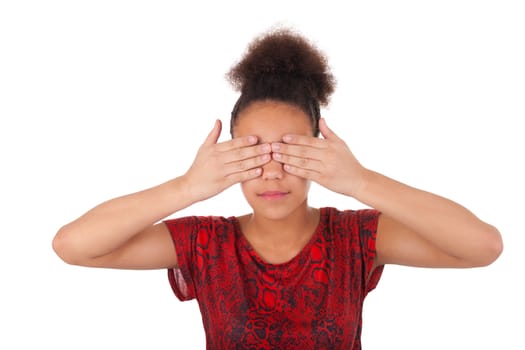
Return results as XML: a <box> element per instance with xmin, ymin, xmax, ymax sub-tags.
<box><xmin>244</xmin><ymin>202</ymin><xmax>319</xmax><ymax>248</ymax></box>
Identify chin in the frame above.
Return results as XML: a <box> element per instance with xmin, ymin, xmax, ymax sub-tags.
<box><xmin>254</xmin><ymin>206</ymin><xmax>292</xmax><ymax>221</ymax></box>
<box><xmin>248</xmin><ymin>198</ymin><xmax>309</xmax><ymax>221</ymax></box>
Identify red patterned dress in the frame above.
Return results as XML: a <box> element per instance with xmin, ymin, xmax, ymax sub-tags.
<box><xmin>165</xmin><ymin>207</ymin><xmax>383</xmax><ymax>349</ymax></box>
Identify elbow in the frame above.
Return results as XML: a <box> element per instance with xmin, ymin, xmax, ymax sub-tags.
<box><xmin>52</xmin><ymin>226</ymin><xmax>85</xmax><ymax>266</ymax></box>
<box><xmin>472</xmin><ymin>224</ymin><xmax>503</xmax><ymax>267</ymax></box>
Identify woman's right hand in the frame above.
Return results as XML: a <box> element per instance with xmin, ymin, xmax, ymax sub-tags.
<box><xmin>182</xmin><ymin>119</ymin><xmax>271</xmax><ymax>201</ymax></box>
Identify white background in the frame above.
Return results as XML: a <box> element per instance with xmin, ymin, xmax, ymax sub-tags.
<box><xmin>1</xmin><ymin>1</ymin><xmax>524</xmax><ymax>349</ymax></box>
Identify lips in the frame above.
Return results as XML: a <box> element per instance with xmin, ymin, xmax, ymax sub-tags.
<box><xmin>258</xmin><ymin>191</ymin><xmax>290</xmax><ymax>200</ymax></box>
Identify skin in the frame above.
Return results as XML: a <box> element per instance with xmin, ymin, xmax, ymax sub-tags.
<box><xmin>234</xmin><ymin>101</ymin><xmax>321</xmax><ymax>264</ymax></box>
<box><xmin>52</xmin><ymin>100</ymin><xmax>503</xmax><ymax>272</ymax></box>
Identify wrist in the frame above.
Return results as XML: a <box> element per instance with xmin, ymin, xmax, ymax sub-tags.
<box><xmin>346</xmin><ymin>167</ymin><xmax>374</xmax><ymax>200</ymax></box>
<box><xmin>159</xmin><ymin>176</ymin><xmax>199</xmax><ymax>210</ymax></box>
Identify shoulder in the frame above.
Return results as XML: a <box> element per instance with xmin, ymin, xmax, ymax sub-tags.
<box><xmin>319</xmin><ymin>207</ymin><xmax>381</xmax><ymax>247</ymax></box>
<box><xmin>164</xmin><ymin>215</ymin><xmax>238</xmax><ymax>236</ymax></box>
<box><xmin>321</xmin><ymin>206</ymin><xmax>380</xmax><ymax>226</ymax></box>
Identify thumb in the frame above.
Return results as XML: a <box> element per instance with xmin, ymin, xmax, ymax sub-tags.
<box><xmin>203</xmin><ymin>119</ymin><xmax>222</xmax><ymax>145</ymax></box>
<box><xmin>319</xmin><ymin>118</ymin><xmax>339</xmax><ymax>140</ymax></box>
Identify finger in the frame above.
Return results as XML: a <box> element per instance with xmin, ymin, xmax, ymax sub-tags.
<box><xmin>225</xmin><ymin>167</ymin><xmax>263</xmax><ymax>184</ymax></box>
<box><xmin>203</xmin><ymin>119</ymin><xmax>222</xmax><ymax>146</ymax></box>
<box><xmin>270</xmin><ymin>142</ymin><xmax>323</xmax><ymax>160</ymax></box>
<box><xmin>272</xmin><ymin>152</ymin><xmax>322</xmax><ymax>173</ymax></box>
<box><xmin>222</xmin><ymin>143</ymin><xmax>271</xmax><ymax>164</ymax></box>
<box><xmin>282</xmin><ymin>163</ymin><xmax>320</xmax><ymax>181</ymax></box>
<box><xmin>319</xmin><ymin>118</ymin><xmax>340</xmax><ymax>140</ymax></box>
<box><xmin>223</xmin><ymin>153</ymin><xmax>271</xmax><ymax>174</ymax></box>
<box><xmin>215</xmin><ymin>135</ymin><xmax>258</xmax><ymax>152</ymax></box>
<box><xmin>282</xmin><ymin>133</ymin><xmax>328</xmax><ymax>148</ymax></box>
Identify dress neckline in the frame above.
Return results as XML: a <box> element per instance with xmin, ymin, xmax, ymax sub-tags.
<box><xmin>231</xmin><ymin>207</ymin><xmax>326</xmax><ymax>269</ymax></box>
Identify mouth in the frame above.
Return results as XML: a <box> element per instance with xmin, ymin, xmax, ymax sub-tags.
<box><xmin>258</xmin><ymin>191</ymin><xmax>290</xmax><ymax>200</ymax></box>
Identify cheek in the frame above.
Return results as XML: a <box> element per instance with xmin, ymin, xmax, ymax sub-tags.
<box><xmin>301</xmin><ymin>179</ymin><xmax>312</xmax><ymax>193</ymax></box>
<box><xmin>240</xmin><ymin>179</ymin><xmax>256</xmax><ymax>196</ymax></box>
<box><xmin>288</xmin><ymin>176</ymin><xmax>311</xmax><ymax>195</ymax></box>
<box><xmin>290</xmin><ymin>173</ymin><xmax>309</xmax><ymax>186</ymax></box>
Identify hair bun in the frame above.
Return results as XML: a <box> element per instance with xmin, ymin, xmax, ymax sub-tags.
<box><xmin>227</xmin><ymin>27</ymin><xmax>335</xmax><ymax>106</ymax></box>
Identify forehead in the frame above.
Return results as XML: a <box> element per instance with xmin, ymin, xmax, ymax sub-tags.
<box><xmin>234</xmin><ymin>101</ymin><xmax>313</xmax><ymax>142</ymax></box>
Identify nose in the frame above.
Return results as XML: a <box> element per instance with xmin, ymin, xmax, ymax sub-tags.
<box><xmin>261</xmin><ymin>157</ymin><xmax>284</xmax><ymax>180</ymax></box>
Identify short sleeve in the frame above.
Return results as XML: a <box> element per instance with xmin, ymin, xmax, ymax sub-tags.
<box><xmin>357</xmin><ymin>209</ymin><xmax>384</xmax><ymax>295</ymax></box>
<box><xmin>164</xmin><ymin>216</ymin><xmax>198</xmax><ymax>301</ymax></box>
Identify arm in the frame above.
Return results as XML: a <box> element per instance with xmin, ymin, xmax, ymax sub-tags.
<box><xmin>52</xmin><ymin>120</ymin><xmax>271</xmax><ymax>269</ymax></box>
<box><xmin>358</xmin><ymin>170</ymin><xmax>502</xmax><ymax>268</ymax></box>
<box><xmin>271</xmin><ymin>118</ymin><xmax>503</xmax><ymax>269</ymax></box>
<box><xmin>52</xmin><ymin>177</ymin><xmax>193</xmax><ymax>269</ymax></box>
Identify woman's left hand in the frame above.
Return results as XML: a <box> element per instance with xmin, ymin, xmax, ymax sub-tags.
<box><xmin>270</xmin><ymin>118</ymin><xmax>367</xmax><ymax>197</ymax></box>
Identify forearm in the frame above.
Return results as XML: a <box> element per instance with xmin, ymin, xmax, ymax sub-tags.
<box><xmin>55</xmin><ymin>176</ymin><xmax>195</xmax><ymax>259</ymax></box>
<box><xmin>354</xmin><ymin>169</ymin><xmax>501</xmax><ymax>262</ymax></box>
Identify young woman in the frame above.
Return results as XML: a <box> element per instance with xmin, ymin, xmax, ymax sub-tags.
<box><xmin>52</xmin><ymin>28</ymin><xmax>503</xmax><ymax>349</ymax></box>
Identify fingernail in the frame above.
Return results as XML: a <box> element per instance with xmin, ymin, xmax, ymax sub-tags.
<box><xmin>248</xmin><ymin>136</ymin><xmax>257</xmax><ymax>144</ymax></box>
<box><xmin>271</xmin><ymin>143</ymin><xmax>280</xmax><ymax>151</ymax></box>
<box><xmin>283</xmin><ymin>135</ymin><xmax>292</xmax><ymax>143</ymax></box>
<box><xmin>273</xmin><ymin>153</ymin><xmax>282</xmax><ymax>160</ymax></box>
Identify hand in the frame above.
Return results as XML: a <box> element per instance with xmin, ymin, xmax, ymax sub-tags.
<box><xmin>270</xmin><ymin>118</ymin><xmax>367</xmax><ymax>197</ymax></box>
<box><xmin>182</xmin><ymin>119</ymin><xmax>271</xmax><ymax>201</ymax></box>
